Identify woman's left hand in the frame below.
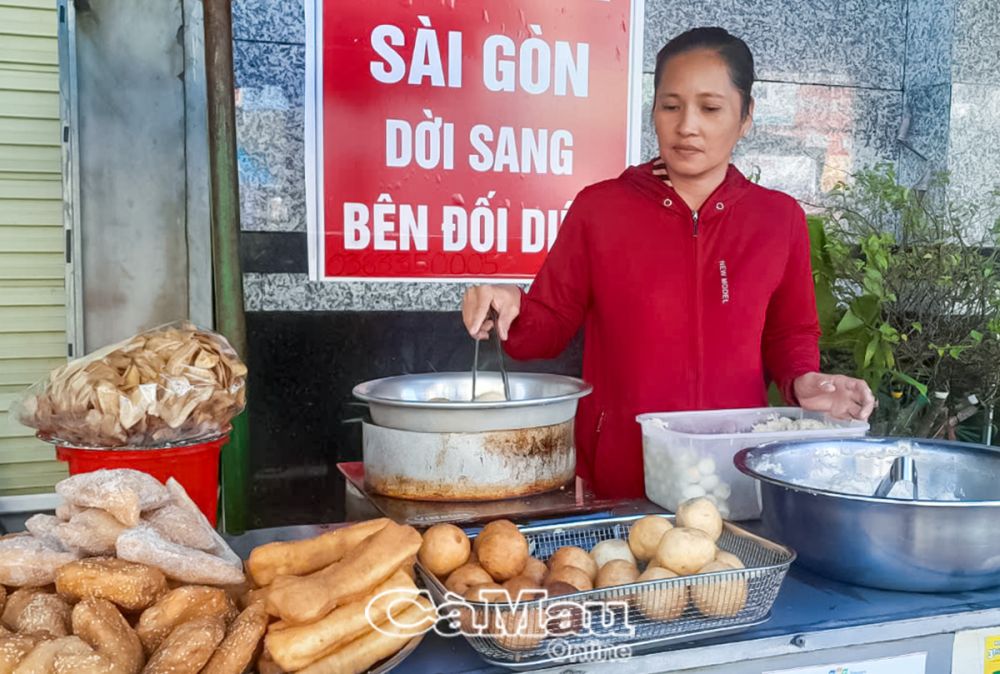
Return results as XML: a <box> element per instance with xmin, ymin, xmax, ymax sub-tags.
<box><xmin>793</xmin><ymin>372</ymin><xmax>876</xmax><ymax>421</ymax></box>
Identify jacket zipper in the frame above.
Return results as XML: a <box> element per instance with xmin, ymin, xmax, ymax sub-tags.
<box><xmin>692</xmin><ymin>210</ymin><xmax>703</xmax><ymax>407</ymax></box>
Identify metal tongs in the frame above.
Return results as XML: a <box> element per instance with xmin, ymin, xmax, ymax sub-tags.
<box><xmin>873</xmin><ymin>454</ymin><xmax>919</xmax><ymax>500</ymax></box>
<box><xmin>471</xmin><ymin>307</ymin><xmax>511</xmax><ymax>401</ymax></box>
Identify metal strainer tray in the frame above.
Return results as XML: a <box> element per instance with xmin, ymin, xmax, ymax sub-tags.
<box><xmin>417</xmin><ymin>515</ymin><xmax>794</xmax><ymax>669</ymax></box>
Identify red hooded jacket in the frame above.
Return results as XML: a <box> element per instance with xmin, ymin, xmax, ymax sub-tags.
<box><xmin>504</xmin><ymin>161</ymin><xmax>821</xmax><ymax>499</ymax></box>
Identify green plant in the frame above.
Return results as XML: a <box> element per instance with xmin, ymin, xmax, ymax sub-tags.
<box><xmin>809</xmin><ymin>164</ymin><xmax>1000</xmax><ymax>437</ymax></box>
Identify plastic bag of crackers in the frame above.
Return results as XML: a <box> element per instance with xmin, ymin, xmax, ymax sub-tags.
<box><xmin>0</xmin><ymin>467</ymin><xmax>432</xmax><ymax>674</ymax></box>
<box><xmin>12</xmin><ymin>321</ymin><xmax>247</xmax><ymax>448</ymax></box>
<box><xmin>0</xmin><ymin>468</ymin><xmax>263</xmax><ymax>674</ymax></box>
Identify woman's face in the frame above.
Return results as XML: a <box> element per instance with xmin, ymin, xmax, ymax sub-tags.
<box><xmin>653</xmin><ymin>49</ymin><xmax>752</xmax><ymax>180</ymax></box>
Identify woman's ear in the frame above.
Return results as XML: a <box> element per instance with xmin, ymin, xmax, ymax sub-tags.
<box><xmin>740</xmin><ymin>97</ymin><xmax>755</xmax><ymax>139</ymax></box>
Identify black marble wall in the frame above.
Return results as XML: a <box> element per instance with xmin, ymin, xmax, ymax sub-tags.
<box><xmin>244</xmin><ymin>307</ymin><xmax>583</xmax><ymax>528</ymax></box>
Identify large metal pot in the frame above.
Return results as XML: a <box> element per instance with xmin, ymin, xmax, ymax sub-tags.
<box><xmin>735</xmin><ymin>438</ymin><xmax>1000</xmax><ymax>592</ymax></box>
<box><xmin>362</xmin><ymin>420</ymin><xmax>575</xmax><ymax>501</ymax></box>
<box><xmin>353</xmin><ymin>372</ymin><xmax>591</xmax><ymax>501</ymax></box>
<box><xmin>352</xmin><ymin>372</ymin><xmax>592</xmax><ymax>433</ymax></box>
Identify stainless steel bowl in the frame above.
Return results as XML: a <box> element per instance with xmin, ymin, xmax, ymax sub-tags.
<box><xmin>352</xmin><ymin>372</ymin><xmax>592</xmax><ymax>433</ymax></box>
<box><xmin>735</xmin><ymin>437</ymin><xmax>1000</xmax><ymax>592</ymax></box>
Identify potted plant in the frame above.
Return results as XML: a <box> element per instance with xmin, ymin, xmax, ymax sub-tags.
<box><xmin>808</xmin><ymin>164</ymin><xmax>1000</xmax><ymax>441</ymax></box>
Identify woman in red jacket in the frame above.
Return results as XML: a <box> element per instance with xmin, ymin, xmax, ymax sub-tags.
<box><xmin>461</xmin><ymin>27</ymin><xmax>875</xmax><ymax>499</ymax></box>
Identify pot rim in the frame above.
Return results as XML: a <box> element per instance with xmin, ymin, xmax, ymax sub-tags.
<box><xmin>353</xmin><ymin>372</ymin><xmax>593</xmax><ymax>410</ymax></box>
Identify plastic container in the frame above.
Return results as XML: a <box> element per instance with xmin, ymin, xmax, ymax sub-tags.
<box><xmin>636</xmin><ymin>408</ymin><xmax>868</xmax><ymax>520</ymax></box>
<box><xmin>54</xmin><ymin>435</ymin><xmax>227</xmax><ymax>525</ymax></box>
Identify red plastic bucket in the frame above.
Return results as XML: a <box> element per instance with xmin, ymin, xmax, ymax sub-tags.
<box><xmin>55</xmin><ymin>435</ymin><xmax>227</xmax><ymax>526</ymax></box>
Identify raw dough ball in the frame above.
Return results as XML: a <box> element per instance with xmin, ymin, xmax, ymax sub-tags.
<box><xmin>700</xmin><ymin>474</ymin><xmax>721</xmax><ymax>492</ymax></box>
<box><xmin>544</xmin><ymin>565</ymin><xmax>593</xmax><ymax>592</ymax></box>
<box><xmin>521</xmin><ymin>557</ymin><xmax>547</xmax><ymax>585</ymax></box>
<box><xmin>690</xmin><ymin>560</ymin><xmax>747</xmax><ymax>617</ymax></box>
<box><xmin>590</xmin><ymin>539</ymin><xmax>637</xmax><ymax>570</ymax></box>
<box><xmin>634</xmin><ymin>566</ymin><xmax>688</xmax><ymax>621</ymax></box>
<box><xmin>547</xmin><ymin>547</ymin><xmax>597</xmax><ymax>581</ymax></box>
<box><xmin>478</xmin><ymin>529</ymin><xmax>529</xmax><ymax>582</ymax></box>
<box><xmin>474</xmin><ymin>391</ymin><xmax>506</xmax><ymax>401</ymax></box>
<box><xmin>655</xmin><ymin>527</ymin><xmax>717</xmax><ymax>576</ymax></box>
<box><xmin>681</xmin><ymin>484</ymin><xmax>708</xmax><ymax>500</ymax></box>
<box><xmin>595</xmin><ymin>559</ymin><xmax>639</xmax><ymax>589</ymax></box>
<box><xmin>473</xmin><ymin>521</ymin><xmax>519</xmax><ymax>554</ymax></box>
<box><xmin>628</xmin><ymin>516</ymin><xmax>673</xmax><ymax>562</ymax></box>
<box><xmin>445</xmin><ymin>564</ymin><xmax>493</xmax><ymax>595</ymax></box>
<box><xmin>697</xmin><ymin>457</ymin><xmax>716</xmax><ymax>476</ymax></box>
<box><xmin>715</xmin><ymin>550</ymin><xmax>745</xmax><ymax>569</ymax></box>
<box><xmin>675</xmin><ymin>497</ymin><xmax>724</xmax><ymax>541</ymax></box>
<box><xmin>419</xmin><ymin>524</ymin><xmax>471</xmax><ymax>578</ymax></box>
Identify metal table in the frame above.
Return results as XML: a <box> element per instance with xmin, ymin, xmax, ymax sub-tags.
<box><xmin>225</xmin><ymin>515</ymin><xmax>1000</xmax><ymax>674</ymax></box>
<box><xmin>3</xmin><ymin>493</ymin><xmax>994</xmax><ymax>672</ymax></box>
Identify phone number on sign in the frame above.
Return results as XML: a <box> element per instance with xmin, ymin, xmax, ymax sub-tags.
<box><xmin>325</xmin><ymin>251</ymin><xmax>533</xmax><ymax>278</ymax></box>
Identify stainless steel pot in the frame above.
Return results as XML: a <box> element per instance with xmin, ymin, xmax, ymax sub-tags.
<box><xmin>362</xmin><ymin>420</ymin><xmax>575</xmax><ymax>501</ymax></box>
<box><xmin>352</xmin><ymin>372</ymin><xmax>592</xmax><ymax>433</ymax></box>
<box><xmin>735</xmin><ymin>437</ymin><xmax>1000</xmax><ymax>592</ymax></box>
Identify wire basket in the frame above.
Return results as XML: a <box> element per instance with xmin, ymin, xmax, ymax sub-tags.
<box><xmin>417</xmin><ymin>515</ymin><xmax>794</xmax><ymax>669</ymax></box>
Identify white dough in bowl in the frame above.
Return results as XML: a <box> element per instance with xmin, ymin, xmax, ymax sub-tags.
<box><xmin>474</xmin><ymin>391</ymin><xmax>506</xmax><ymax>401</ymax></box>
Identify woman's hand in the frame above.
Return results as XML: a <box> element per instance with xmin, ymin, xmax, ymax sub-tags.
<box><xmin>462</xmin><ymin>285</ymin><xmax>522</xmax><ymax>340</ymax></box>
<box><xmin>793</xmin><ymin>372</ymin><xmax>876</xmax><ymax>421</ymax></box>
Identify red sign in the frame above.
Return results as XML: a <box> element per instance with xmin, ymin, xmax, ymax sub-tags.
<box><xmin>311</xmin><ymin>0</ymin><xmax>639</xmax><ymax>280</ymax></box>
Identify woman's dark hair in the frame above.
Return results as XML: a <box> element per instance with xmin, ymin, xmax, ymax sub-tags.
<box><xmin>653</xmin><ymin>27</ymin><xmax>755</xmax><ymax>119</ymax></box>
